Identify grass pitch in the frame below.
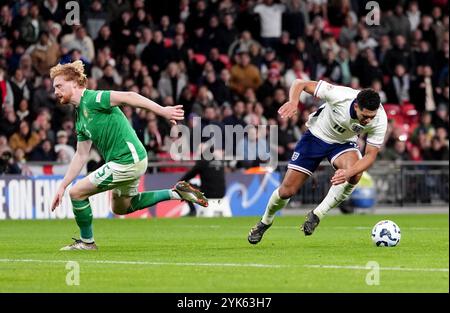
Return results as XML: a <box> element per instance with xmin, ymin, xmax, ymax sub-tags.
<box><xmin>0</xmin><ymin>214</ymin><xmax>448</xmax><ymax>292</ymax></box>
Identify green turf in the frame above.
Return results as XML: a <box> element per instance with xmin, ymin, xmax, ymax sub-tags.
<box><xmin>0</xmin><ymin>214</ymin><xmax>448</xmax><ymax>292</ymax></box>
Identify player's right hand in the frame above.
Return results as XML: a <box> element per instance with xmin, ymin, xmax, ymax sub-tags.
<box><xmin>278</xmin><ymin>101</ymin><xmax>298</xmax><ymax>119</ymax></box>
<box><xmin>51</xmin><ymin>186</ymin><xmax>66</xmax><ymax>211</ymax></box>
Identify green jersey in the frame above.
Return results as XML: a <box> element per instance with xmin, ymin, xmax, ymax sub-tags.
<box><xmin>75</xmin><ymin>89</ymin><xmax>147</xmax><ymax>165</ymax></box>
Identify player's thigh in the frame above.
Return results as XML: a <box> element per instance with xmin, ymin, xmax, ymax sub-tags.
<box><xmin>332</xmin><ymin>150</ymin><xmax>363</xmax><ymax>184</ymax></box>
<box><xmin>69</xmin><ymin>176</ymin><xmax>101</xmax><ymax>200</ymax></box>
<box><xmin>110</xmin><ymin>177</ymin><xmax>141</xmax><ymax>214</ymax></box>
<box><xmin>279</xmin><ymin>168</ymin><xmax>310</xmax><ymax>199</ymax></box>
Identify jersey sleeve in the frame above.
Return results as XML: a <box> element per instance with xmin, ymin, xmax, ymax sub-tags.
<box><xmin>366</xmin><ymin>110</ymin><xmax>388</xmax><ymax>148</ymax></box>
<box><xmin>314</xmin><ymin>80</ymin><xmax>358</xmax><ymax>106</ymax></box>
<box><xmin>76</xmin><ymin>123</ymin><xmax>89</xmax><ymax>142</ymax></box>
<box><xmin>90</xmin><ymin>90</ymin><xmax>112</xmax><ymax>113</ymax></box>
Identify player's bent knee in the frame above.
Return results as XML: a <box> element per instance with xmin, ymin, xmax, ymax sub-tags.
<box><xmin>278</xmin><ymin>185</ymin><xmax>297</xmax><ymax>199</ymax></box>
<box><xmin>69</xmin><ymin>187</ymin><xmax>86</xmax><ymax>201</ymax></box>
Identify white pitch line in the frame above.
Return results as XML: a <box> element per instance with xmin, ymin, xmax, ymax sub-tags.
<box><xmin>304</xmin><ymin>265</ymin><xmax>449</xmax><ymax>272</ymax></box>
<box><xmin>0</xmin><ymin>259</ymin><xmax>448</xmax><ymax>272</ymax></box>
<box><xmin>0</xmin><ymin>259</ymin><xmax>284</xmax><ymax>268</ymax></box>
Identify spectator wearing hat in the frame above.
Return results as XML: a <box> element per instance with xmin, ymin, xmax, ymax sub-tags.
<box><xmin>54</xmin><ymin>130</ymin><xmax>75</xmax><ymax>161</ymax></box>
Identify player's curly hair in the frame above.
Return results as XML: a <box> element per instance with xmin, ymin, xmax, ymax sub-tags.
<box><xmin>50</xmin><ymin>60</ymin><xmax>88</xmax><ymax>87</ymax></box>
<box><xmin>356</xmin><ymin>89</ymin><xmax>380</xmax><ymax>111</ymax></box>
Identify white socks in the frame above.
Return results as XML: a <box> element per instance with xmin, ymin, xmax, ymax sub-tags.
<box><xmin>313</xmin><ymin>182</ymin><xmax>356</xmax><ymax>219</ymax></box>
<box><xmin>261</xmin><ymin>188</ymin><xmax>290</xmax><ymax>225</ymax></box>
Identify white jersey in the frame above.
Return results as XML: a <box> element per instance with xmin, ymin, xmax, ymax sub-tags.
<box><xmin>306</xmin><ymin>80</ymin><xmax>387</xmax><ymax>147</ymax></box>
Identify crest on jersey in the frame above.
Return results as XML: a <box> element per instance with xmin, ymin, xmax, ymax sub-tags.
<box><xmin>291</xmin><ymin>152</ymin><xmax>299</xmax><ymax>161</ymax></box>
<box><xmin>350</xmin><ymin>123</ymin><xmax>365</xmax><ymax>134</ymax></box>
<box><xmin>83</xmin><ymin>108</ymin><xmax>88</xmax><ymax>118</ymax></box>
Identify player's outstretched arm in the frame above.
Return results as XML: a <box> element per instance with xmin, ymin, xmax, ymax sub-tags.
<box><xmin>330</xmin><ymin>144</ymin><xmax>379</xmax><ymax>185</ymax></box>
<box><xmin>110</xmin><ymin>91</ymin><xmax>184</xmax><ymax>125</ymax></box>
<box><xmin>278</xmin><ymin>80</ymin><xmax>318</xmax><ymax>119</ymax></box>
<box><xmin>50</xmin><ymin>140</ymin><xmax>92</xmax><ymax>211</ymax></box>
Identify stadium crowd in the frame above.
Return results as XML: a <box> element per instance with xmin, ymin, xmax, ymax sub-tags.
<box><xmin>0</xmin><ymin>0</ymin><xmax>448</xmax><ymax>175</ymax></box>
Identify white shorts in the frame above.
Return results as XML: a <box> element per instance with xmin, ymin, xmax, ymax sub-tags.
<box><xmin>88</xmin><ymin>158</ymin><xmax>148</xmax><ymax>197</ymax></box>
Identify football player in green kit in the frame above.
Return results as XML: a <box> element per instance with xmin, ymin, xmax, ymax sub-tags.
<box><xmin>50</xmin><ymin>61</ymin><xmax>208</xmax><ymax>250</ymax></box>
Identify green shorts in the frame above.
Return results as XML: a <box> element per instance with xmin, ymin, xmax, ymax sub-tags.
<box><xmin>88</xmin><ymin>158</ymin><xmax>148</xmax><ymax>197</ymax></box>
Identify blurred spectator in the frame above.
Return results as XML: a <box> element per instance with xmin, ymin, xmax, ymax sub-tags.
<box><xmin>61</xmin><ymin>26</ymin><xmax>95</xmax><ymax>63</ymax></box>
<box><xmin>20</xmin><ymin>4</ymin><xmax>45</xmax><ymax>45</ymax></box>
<box><xmin>94</xmin><ymin>25</ymin><xmax>113</xmax><ymax>53</ymax></box>
<box><xmin>423</xmin><ymin>136</ymin><xmax>449</xmax><ymax>160</ymax></box>
<box><xmin>216</xmin><ymin>14</ymin><xmax>238</xmax><ymax>54</ymax></box>
<box><xmin>411</xmin><ymin>112</ymin><xmax>436</xmax><ymax>147</ymax></box>
<box><xmin>0</xmin><ymin>108</ymin><xmax>19</xmax><ymax>139</ymax></box>
<box><xmin>54</xmin><ymin>130</ymin><xmax>75</xmax><ymax>161</ymax></box>
<box><xmin>406</xmin><ymin>1</ymin><xmax>421</xmax><ymax>32</ymax></box>
<box><xmin>0</xmin><ymin>134</ymin><xmax>11</xmax><ymax>155</ymax></box>
<box><xmin>9</xmin><ymin>120</ymin><xmax>40</xmax><ymax>155</ymax></box>
<box><xmin>86</xmin><ymin>0</ymin><xmax>108</xmax><ymax>39</ymax></box>
<box><xmin>28</xmin><ymin>31</ymin><xmax>60</xmax><ymax>76</ymax></box>
<box><xmin>142</xmin><ymin>114</ymin><xmax>165</xmax><ymax>161</ymax></box>
<box><xmin>383</xmin><ymin>35</ymin><xmax>414</xmax><ymax>75</ymax></box>
<box><xmin>387</xmin><ymin>4</ymin><xmax>411</xmax><ymax>39</ymax></box>
<box><xmin>28</xmin><ymin>139</ymin><xmax>56</xmax><ymax>162</ymax></box>
<box><xmin>223</xmin><ymin>101</ymin><xmax>247</xmax><ymax>127</ymax></box>
<box><xmin>257</xmin><ymin>68</ymin><xmax>283</xmax><ymax>110</ymax></box>
<box><xmin>386</xmin><ymin>64</ymin><xmax>410</xmax><ymax>104</ymax></box>
<box><xmin>16</xmin><ymin>99</ymin><xmax>30</xmax><ymax>121</ymax></box>
<box><xmin>253</xmin><ymin>0</ymin><xmax>285</xmax><ymax>48</ymax></box>
<box><xmin>158</xmin><ymin>62</ymin><xmax>188</xmax><ymax>103</ymax></box>
<box><xmin>203</xmin><ymin>69</ymin><xmax>231</xmax><ymax>106</ymax></box>
<box><xmin>380</xmin><ymin>139</ymin><xmax>411</xmax><ymax>161</ymax></box>
<box><xmin>236</xmin><ymin>126</ymin><xmax>269</xmax><ymax>168</ymax></box>
<box><xmin>284</xmin><ymin>59</ymin><xmax>310</xmax><ymax>87</ymax></box>
<box><xmin>411</xmin><ymin>65</ymin><xmax>437</xmax><ymax>112</ymax></box>
<box><xmin>339</xmin><ymin>14</ymin><xmax>358</xmax><ymax>47</ymax></box>
<box><xmin>0</xmin><ymin>150</ymin><xmax>21</xmax><ymax>174</ymax></box>
<box><xmin>8</xmin><ymin>68</ymin><xmax>31</xmax><ymax>112</ymax></box>
<box><xmin>371</xmin><ymin>80</ymin><xmax>387</xmax><ymax>104</ymax></box>
<box><xmin>316</xmin><ymin>49</ymin><xmax>342</xmax><ymax>84</ymax></box>
<box><xmin>228</xmin><ymin>30</ymin><xmax>261</xmax><ymax>57</ymax></box>
<box><xmin>282</xmin><ymin>0</ymin><xmax>306</xmax><ymax>40</ymax></box>
<box><xmin>229</xmin><ymin>51</ymin><xmax>262</xmax><ymax>96</ymax></box>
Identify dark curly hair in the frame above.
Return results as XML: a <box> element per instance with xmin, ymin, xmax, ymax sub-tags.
<box><xmin>356</xmin><ymin>89</ymin><xmax>380</xmax><ymax>111</ymax></box>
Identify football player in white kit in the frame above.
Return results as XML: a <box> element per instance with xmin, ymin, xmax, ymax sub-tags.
<box><xmin>248</xmin><ymin>79</ymin><xmax>387</xmax><ymax>244</ymax></box>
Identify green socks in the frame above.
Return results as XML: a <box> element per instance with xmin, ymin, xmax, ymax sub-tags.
<box><xmin>127</xmin><ymin>190</ymin><xmax>173</xmax><ymax>214</ymax></box>
<box><xmin>71</xmin><ymin>199</ymin><xmax>94</xmax><ymax>243</ymax></box>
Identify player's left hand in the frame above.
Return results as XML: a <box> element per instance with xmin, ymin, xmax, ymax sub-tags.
<box><xmin>162</xmin><ymin>105</ymin><xmax>184</xmax><ymax>123</ymax></box>
<box><xmin>331</xmin><ymin>169</ymin><xmax>350</xmax><ymax>185</ymax></box>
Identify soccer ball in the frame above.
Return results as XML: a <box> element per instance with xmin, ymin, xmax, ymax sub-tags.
<box><xmin>371</xmin><ymin>220</ymin><xmax>401</xmax><ymax>247</ymax></box>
